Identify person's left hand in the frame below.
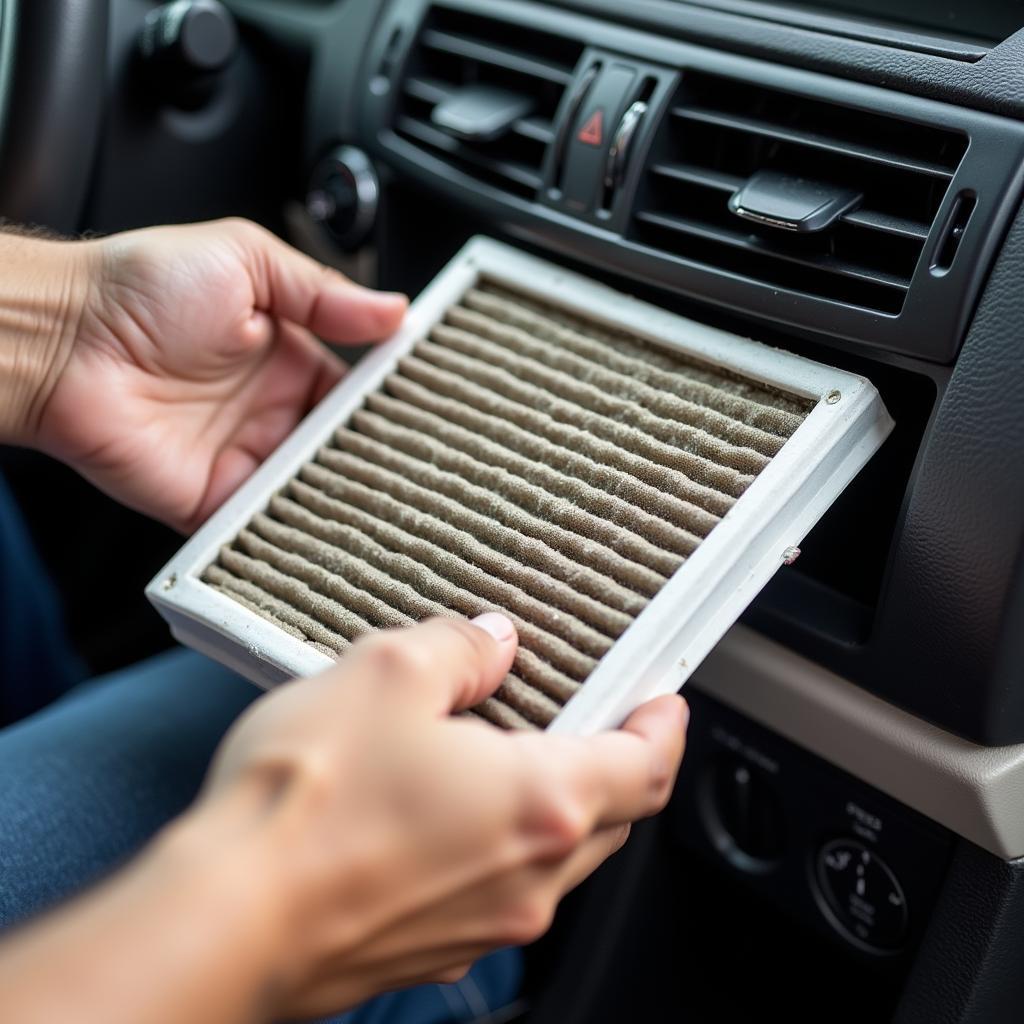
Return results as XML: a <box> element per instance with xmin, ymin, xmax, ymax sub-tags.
<box><xmin>32</xmin><ymin>218</ymin><xmax>407</xmax><ymax>532</ymax></box>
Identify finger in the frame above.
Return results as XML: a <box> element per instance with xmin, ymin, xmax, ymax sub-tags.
<box><xmin>233</xmin><ymin>220</ymin><xmax>408</xmax><ymax>343</ymax></box>
<box><xmin>347</xmin><ymin>613</ymin><xmax>519</xmax><ymax>716</ymax></box>
<box><xmin>185</xmin><ymin>323</ymin><xmax>347</xmax><ymax>531</ymax></box>
<box><xmin>527</xmin><ymin>694</ymin><xmax>688</xmax><ymax>830</ymax></box>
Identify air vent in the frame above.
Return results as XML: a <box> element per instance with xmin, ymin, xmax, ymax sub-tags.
<box><xmin>392</xmin><ymin>7</ymin><xmax>583</xmax><ymax>198</ymax></box>
<box><xmin>631</xmin><ymin>72</ymin><xmax>968</xmax><ymax>314</ymax></box>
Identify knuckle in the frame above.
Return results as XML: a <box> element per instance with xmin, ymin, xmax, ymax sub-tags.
<box><xmin>647</xmin><ymin>760</ymin><xmax>676</xmax><ymax>813</ymax></box>
<box><xmin>356</xmin><ymin>632</ymin><xmax>433</xmax><ymax>688</ymax></box>
<box><xmin>295</xmin><ymin>746</ymin><xmax>340</xmax><ymax>793</ymax></box>
<box><xmin>552</xmin><ymin>802</ymin><xmax>590</xmax><ymax>852</ymax></box>
<box><xmin>503</xmin><ymin>895</ymin><xmax>556</xmax><ymax>945</ymax></box>
<box><xmin>536</xmin><ymin>787</ymin><xmax>589</xmax><ymax>854</ymax></box>
<box><xmin>221</xmin><ymin>216</ymin><xmax>263</xmax><ymax>241</ymax></box>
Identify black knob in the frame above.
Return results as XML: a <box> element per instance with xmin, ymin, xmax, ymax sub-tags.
<box><xmin>306</xmin><ymin>147</ymin><xmax>380</xmax><ymax>251</ymax></box>
<box><xmin>700</xmin><ymin>755</ymin><xmax>786</xmax><ymax>870</ymax></box>
<box><xmin>138</xmin><ymin>1</ymin><xmax>238</xmax><ymax>106</ymax></box>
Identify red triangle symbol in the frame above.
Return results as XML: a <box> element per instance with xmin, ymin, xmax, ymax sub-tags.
<box><xmin>577</xmin><ymin>109</ymin><xmax>604</xmax><ymax>146</ymax></box>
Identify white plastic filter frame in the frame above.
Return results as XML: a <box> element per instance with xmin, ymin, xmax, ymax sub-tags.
<box><xmin>147</xmin><ymin>236</ymin><xmax>893</xmax><ymax>735</ymax></box>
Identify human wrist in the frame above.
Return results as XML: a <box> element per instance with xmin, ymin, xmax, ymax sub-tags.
<box><xmin>0</xmin><ymin>233</ymin><xmax>98</xmax><ymax>447</ymax></box>
<box><xmin>146</xmin><ymin>776</ymin><xmax>303</xmax><ymax>1017</ymax></box>
<box><xmin>162</xmin><ymin>762</ymin><xmax>381</xmax><ymax>1016</ymax></box>
<box><xmin>184</xmin><ymin>755</ymin><xmax>389</xmax><ymax>1017</ymax></box>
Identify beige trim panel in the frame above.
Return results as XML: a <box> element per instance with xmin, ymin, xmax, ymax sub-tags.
<box><xmin>691</xmin><ymin>625</ymin><xmax>1024</xmax><ymax>860</ymax></box>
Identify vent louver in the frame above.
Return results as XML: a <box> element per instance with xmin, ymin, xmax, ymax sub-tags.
<box><xmin>631</xmin><ymin>72</ymin><xmax>968</xmax><ymax>314</ymax></box>
<box><xmin>393</xmin><ymin>7</ymin><xmax>583</xmax><ymax>198</ymax></box>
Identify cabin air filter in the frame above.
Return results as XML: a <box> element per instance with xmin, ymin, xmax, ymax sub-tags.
<box><xmin>148</xmin><ymin>238</ymin><xmax>893</xmax><ymax>734</ymax></box>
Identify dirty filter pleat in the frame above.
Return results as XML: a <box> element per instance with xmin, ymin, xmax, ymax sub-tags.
<box><xmin>204</xmin><ymin>281</ymin><xmax>811</xmax><ymax>729</ymax></box>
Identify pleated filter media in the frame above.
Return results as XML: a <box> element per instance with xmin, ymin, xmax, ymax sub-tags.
<box><xmin>149</xmin><ymin>239</ymin><xmax>893</xmax><ymax>735</ymax></box>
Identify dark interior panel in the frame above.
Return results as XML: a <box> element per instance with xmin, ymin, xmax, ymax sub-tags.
<box><xmin>523</xmin><ymin>688</ymin><xmax>954</xmax><ymax>1023</ymax></box>
<box><xmin>5</xmin><ymin>0</ymin><xmax>1024</xmax><ymax>1021</ymax></box>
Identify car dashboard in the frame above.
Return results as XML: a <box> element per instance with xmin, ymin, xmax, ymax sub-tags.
<box><xmin>4</xmin><ymin>0</ymin><xmax>1024</xmax><ymax>1020</ymax></box>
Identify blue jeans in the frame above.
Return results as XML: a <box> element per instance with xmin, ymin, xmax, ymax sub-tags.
<box><xmin>0</xmin><ymin>477</ymin><xmax>521</xmax><ymax>1022</ymax></box>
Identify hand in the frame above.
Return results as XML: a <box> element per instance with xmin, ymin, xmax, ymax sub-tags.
<box><xmin>0</xmin><ymin>614</ymin><xmax>687</xmax><ymax>1024</ymax></box>
<box><xmin>27</xmin><ymin>218</ymin><xmax>407</xmax><ymax>531</ymax></box>
<box><xmin>200</xmin><ymin>614</ymin><xmax>688</xmax><ymax>1019</ymax></box>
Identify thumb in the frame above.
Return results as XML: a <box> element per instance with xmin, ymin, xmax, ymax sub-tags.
<box><xmin>348</xmin><ymin>614</ymin><xmax>519</xmax><ymax>717</ymax></box>
<box><xmin>236</xmin><ymin>220</ymin><xmax>407</xmax><ymax>343</ymax></box>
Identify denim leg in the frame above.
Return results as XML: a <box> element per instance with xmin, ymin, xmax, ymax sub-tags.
<box><xmin>0</xmin><ymin>647</ymin><xmax>260</xmax><ymax>928</ymax></box>
<box><xmin>0</xmin><ymin>646</ymin><xmax>524</xmax><ymax>1021</ymax></box>
<box><xmin>317</xmin><ymin>947</ymin><xmax>524</xmax><ymax>1024</ymax></box>
<box><xmin>0</xmin><ymin>474</ymin><xmax>87</xmax><ymax>723</ymax></box>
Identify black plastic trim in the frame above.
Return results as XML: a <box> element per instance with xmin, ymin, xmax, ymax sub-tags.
<box><xmin>595</xmin><ymin>0</ymin><xmax>995</xmax><ymax>59</ymax></box>
<box><xmin>553</xmin><ymin>1</ymin><xmax>1024</xmax><ymax>117</ymax></box>
<box><xmin>0</xmin><ymin>0</ymin><xmax>109</xmax><ymax>231</ymax></box>
<box><xmin>360</xmin><ymin>0</ymin><xmax>1024</xmax><ymax>363</ymax></box>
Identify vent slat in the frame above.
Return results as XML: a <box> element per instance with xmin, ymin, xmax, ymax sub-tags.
<box><xmin>402</xmin><ymin>74</ymin><xmax>454</xmax><ymax>106</ymax></box>
<box><xmin>392</xmin><ymin>10</ymin><xmax>581</xmax><ymax>199</ymax></box>
<box><xmin>649</xmin><ymin>163</ymin><xmax>930</xmax><ymax>242</ymax></box>
<box><xmin>842</xmin><ymin>208</ymin><xmax>931</xmax><ymax>242</ymax></box>
<box><xmin>419</xmin><ymin>28</ymin><xmax>574</xmax><ymax>87</ymax></box>
<box><xmin>670</xmin><ymin>105</ymin><xmax>956</xmax><ymax>179</ymax></box>
<box><xmin>634</xmin><ymin>73</ymin><xmax>967</xmax><ymax>313</ymax></box>
<box><xmin>636</xmin><ymin>210</ymin><xmax>911</xmax><ymax>291</ymax></box>
<box><xmin>512</xmin><ymin>116</ymin><xmax>555</xmax><ymax>144</ymax></box>
<box><xmin>395</xmin><ymin>116</ymin><xmax>543</xmax><ymax>191</ymax></box>
<box><xmin>650</xmin><ymin>162</ymin><xmax>744</xmax><ymax>192</ymax></box>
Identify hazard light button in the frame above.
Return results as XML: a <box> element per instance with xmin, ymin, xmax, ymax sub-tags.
<box><xmin>559</xmin><ymin>64</ymin><xmax>636</xmax><ymax>212</ymax></box>
<box><xmin>577</xmin><ymin>109</ymin><xmax>604</xmax><ymax>146</ymax></box>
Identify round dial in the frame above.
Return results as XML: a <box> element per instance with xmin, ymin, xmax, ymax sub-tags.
<box><xmin>699</xmin><ymin>755</ymin><xmax>786</xmax><ymax>872</ymax></box>
<box><xmin>815</xmin><ymin>838</ymin><xmax>908</xmax><ymax>954</ymax></box>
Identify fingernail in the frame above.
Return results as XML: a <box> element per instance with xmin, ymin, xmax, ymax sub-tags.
<box><xmin>680</xmin><ymin>697</ymin><xmax>691</xmax><ymax>730</ymax></box>
<box><xmin>471</xmin><ymin>612</ymin><xmax>516</xmax><ymax>643</ymax></box>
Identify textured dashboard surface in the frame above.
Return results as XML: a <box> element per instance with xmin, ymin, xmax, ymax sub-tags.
<box><xmin>875</xmin><ymin>201</ymin><xmax>1024</xmax><ymax>744</ymax></box>
<box><xmin>557</xmin><ymin>0</ymin><xmax>1024</xmax><ymax>118</ymax></box>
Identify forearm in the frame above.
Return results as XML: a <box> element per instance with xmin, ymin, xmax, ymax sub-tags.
<box><xmin>0</xmin><ymin>781</ymin><xmax>288</xmax><ymax>1024</ymax></box>
<box><xmin>0</xmin><ymin>232</ymin><xmax>92</xmax><ymax>446</ymax></box>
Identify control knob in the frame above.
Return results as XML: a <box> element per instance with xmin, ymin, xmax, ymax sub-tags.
<box><xmin>138</xmin><ymin>1</ymin><xmax>238</xmax><ymax>107</ymax></box>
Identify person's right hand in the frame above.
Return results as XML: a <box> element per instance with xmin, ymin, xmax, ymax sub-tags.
<box><xmin>200</xmin><ymin>613</ymin><xmax>688</xmax><ymax>1020</ymax></box>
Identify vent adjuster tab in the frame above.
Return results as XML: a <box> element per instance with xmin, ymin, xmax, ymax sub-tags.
<box><xmin>729</xmin><ymin>170</ymin><xmax>862</xmax><ymax>233</ymax></box>
<box><xmin>431</xmin><ymin>84</ymin><xmax>535</xmax><ymax>142</ymax></box>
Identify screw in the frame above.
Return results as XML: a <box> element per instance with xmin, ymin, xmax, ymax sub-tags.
<box><xmin>825</xmin><ymin>389</ymin><xmax>842</xmax><ymax>405</ymax></box>
<box><xmin>782</xmin><ymin>546</ymin><xmax>801</xmax><ymax>565</ymax></box>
